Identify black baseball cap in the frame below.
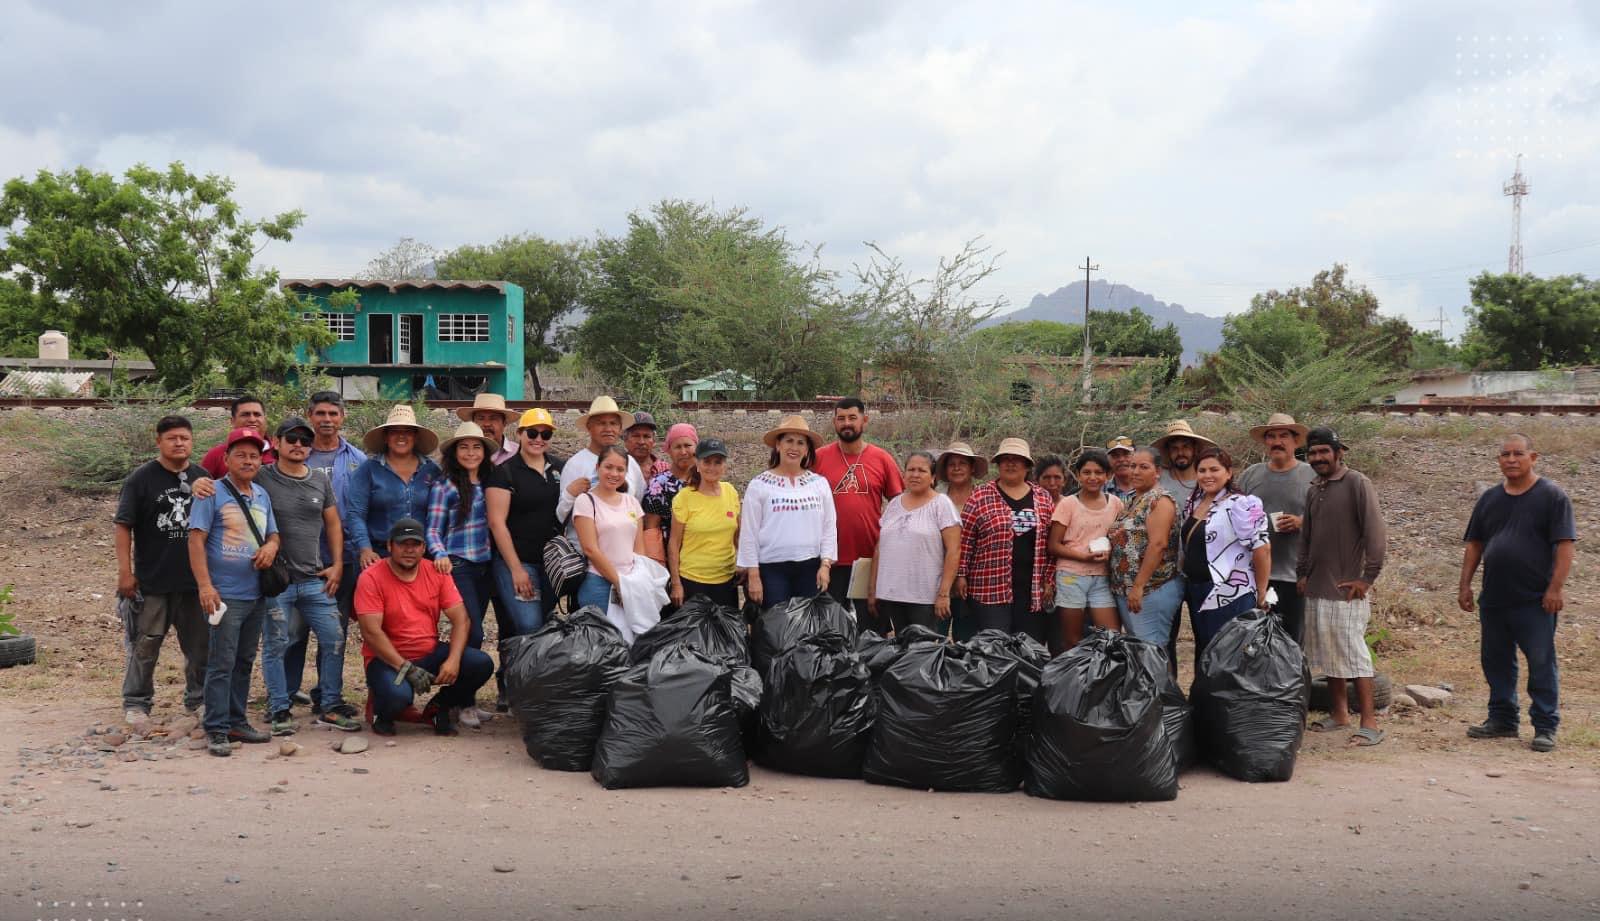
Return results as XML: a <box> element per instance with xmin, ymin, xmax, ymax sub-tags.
<box><xmin>1305</xmin><ymin>427</ymin><xmax>1347</xmax><ymax>451</ymax></box>
<box><xmin>389</xmin><ymin>518</ymin><xmax>426</xmax><ymax>544</ymax></box>
<box><xmin>276</xmin><ymin>416</ymin><xmax>314</xmax><ymax>439</ymax></box>
<box><xmin>695</xmin><ymin>437</ymin><xmax>729</xmax><ymax>460</ymax></box>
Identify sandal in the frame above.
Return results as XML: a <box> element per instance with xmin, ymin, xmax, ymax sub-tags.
<box><xmin>1348</xmin><ymin>727</ymin><xmax>1385</xmax><ymax>747</ymax></box>
<box><xmin>1309</xmin><ymin>716</ymin><xmax>1350</xmax><ymax>733</ymax></box>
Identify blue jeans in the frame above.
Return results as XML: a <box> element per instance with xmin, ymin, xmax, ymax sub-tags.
<box><xmin>1480</xmin><ymin>604</ymin><xmax>1560</xmax><ymax>732</ymax></box>
<box><xmin>1186</xmin><ymin>585</ymin><xmax>1258</xmax><ymax>664</ymax></box>
<box><xmin>1115</xmin><ymin>577</ymin><xmax>1185</xmax><ymax>648</ymax></box>
<box><xmin>576</xmin><ymin>571</ymin><xmax>614</xmax><ymax>612</ymax></box>
<box><xmin>450</xmin><ymin>557</ymin><xmax>494</xmax><ymax>649</ymax></box>
<box><xmin>264</xmin><ymin>580</ymin><xmax>346</xmax><ymax>715</ymax></box>
<box><xmin>365</xmin><ymin>643</ymin><xmax>495</xmax><ymax>719</ymax></box>
<box><xmin>490</xmin><ymin>557</ymin><xmax>547</xmax><ymax>636</ymax></box>
<box><xmin>758</xmin><ymin>558</ymin><xmax>821</xmax><ymax>610</ymax></box>
<box><xmin>203</xmin><ymin>597</ymin><xmax>267</xmax><ymax>734</ymax></box>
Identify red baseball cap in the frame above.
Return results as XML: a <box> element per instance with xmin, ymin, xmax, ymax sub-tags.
<box><xmin>224</xmin><ymin>428</ymin><xmax>268</xmax><ymax>453</ymax></box>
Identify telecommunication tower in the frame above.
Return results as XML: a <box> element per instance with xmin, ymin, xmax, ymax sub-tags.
<box><xmin>1503</xmin><ymin>154</ymin><xmax>1529</xmax><ymax>275</ymax></box>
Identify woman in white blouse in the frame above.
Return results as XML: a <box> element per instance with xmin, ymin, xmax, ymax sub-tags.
<box><xmin>868</xmin><ymin>451</ymin><xmax>960</xmax><ymax>633</ymax></box>
<box><xmin>738</xmin><ymin>415</ymin><xmax>836</xmax><ymax>610</ymax></box>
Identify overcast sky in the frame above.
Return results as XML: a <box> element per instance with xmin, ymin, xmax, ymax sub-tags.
<box><xmin>3</xmin><ymin>0</ymin><xmax>1597</xmax><ymax>337</ymax></box>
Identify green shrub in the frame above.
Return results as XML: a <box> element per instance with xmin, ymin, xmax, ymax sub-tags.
<box><xmin>55</xmin><ymin>396</ymin><xmax>228</xmax><ymax>492</ymax></box>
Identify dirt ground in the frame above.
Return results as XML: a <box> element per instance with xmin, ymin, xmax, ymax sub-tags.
<box><xmin>2</xmin><ymin>412</ymin><xmax>1598</xmax><ymax>920</ymax></box>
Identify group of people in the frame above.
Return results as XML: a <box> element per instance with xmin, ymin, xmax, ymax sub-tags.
<box><xmin>113</xmin><ymin>391</ymin><xmax>1576</xmax><ymax>757</ymax></box>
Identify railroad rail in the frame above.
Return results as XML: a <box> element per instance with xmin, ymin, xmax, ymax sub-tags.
<box><xmin>2</xmin><ymin>397</ymin><xmax>1598</xmax><ymax>416</ymax></box>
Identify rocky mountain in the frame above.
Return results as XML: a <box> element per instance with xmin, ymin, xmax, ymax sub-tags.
<box><xmin>988</xmin><ymin>279</ymin><xmax>1224</xmax><ymax>366</ymax></box>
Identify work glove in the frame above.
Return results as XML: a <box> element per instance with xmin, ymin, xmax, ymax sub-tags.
<box><xmin>394</xmin><ymin>660</ymin><xmax>436</xmax><ymax>696</ymax></box>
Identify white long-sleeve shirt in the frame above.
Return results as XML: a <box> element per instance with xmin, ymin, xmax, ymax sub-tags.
<box><xmin>556</xmin><ymin>446</ymin><xmax>647</xmax><ymax>530</ymax></box>
<box><xmin>736</xmin><ymin>469</ymin><xmax>838</xmax><ymax>568</ymax></box>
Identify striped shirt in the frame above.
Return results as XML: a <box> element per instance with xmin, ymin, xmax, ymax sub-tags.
<box><xmin>426</xmin><ymin>478</ymin><xmax>491</xmax><ymax>563</ymax></box>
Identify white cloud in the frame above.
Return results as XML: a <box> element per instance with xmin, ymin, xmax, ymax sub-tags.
<box><xmin>0</xmin><ymin>0</ymin><xmax>1596</xmax><ymax>345</ymax></box>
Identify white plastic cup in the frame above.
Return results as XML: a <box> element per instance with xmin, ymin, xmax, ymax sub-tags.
<box><xmin>207</xmin><ymin>600</ymin><xmax>227</xmax><ymax>626</ymax></box>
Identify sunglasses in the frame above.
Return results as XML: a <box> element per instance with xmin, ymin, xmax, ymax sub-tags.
<box><xmin>523</xmin><ymin>428</ymin><xmax>555</xmax><ymax>441</ymax></box>
<box><xmin>281</xmin><ymin>432</ymin><xmax>314</xmax><ymax>447</ymax></box>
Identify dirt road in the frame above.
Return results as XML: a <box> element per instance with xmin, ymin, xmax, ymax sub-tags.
<box><xmin>3</xmin><ymin>701</ymin><xmax>1597</xmax><ymax>921</ymax></box>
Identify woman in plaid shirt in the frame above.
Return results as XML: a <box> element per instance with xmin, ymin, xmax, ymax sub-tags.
<box><xmin>956</xmin><ymin>438</ymin><xmax>1056</xmax><ymax>641</ymax></box>
<box><xmin>426</xmin><ymin>422</ymin><xmax>498</xmax><ymax>727</ymax></box>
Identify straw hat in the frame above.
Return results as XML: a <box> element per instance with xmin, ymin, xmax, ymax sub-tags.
<box><xmin>362</xmin><ymin>404</ymin><xmax>440</xmax><ymax>455</ymax></box>
<box><xmin>1151</xmin><ymin>419</ymin><xmax>1217</xmax><ymax>452</ymax></box>
<box><xmin>455</xmin><ymin>392</ymin><xmax>520</xmax><ymax>424</ymax></box>
<box><xmin>991</xmin><ymin>437</ymin><xmax>1035</xmax><ymax>465</ymax></box>
<box><xmin>439</xmin><ymin>421</ymin><xmax>498</xmax><ymax>458</ymax></box>
<box><xmin>762</xmin><ymin>414</ymin><xmax>823</xmax><ymax>449</ymax></box>
<box><xmin>517</xmin><ymin>407</ymin><xmax>556</xmax><ymax>431</ymax></box>
<box><xmin>577</xmin><ymin>395</ymin><xmax>626</xmax><ymax>428</ymax></box>
<box><xmin>935</xmin><ymin>441</ymin><xmax>989</xmax><ymax>480</ymax></box>
<box><xmin>1248</xmin><ymin>412</ymin><xmax>1310</xmax><ymax>446</ymax></box>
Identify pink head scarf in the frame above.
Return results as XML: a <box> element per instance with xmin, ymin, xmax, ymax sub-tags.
<box><xmin>665</xmin><ymin>422</ymin><xmax>698</xmax><ymax>448</ymax></box>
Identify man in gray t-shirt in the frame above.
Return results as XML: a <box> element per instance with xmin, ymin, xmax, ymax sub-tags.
<box><xmin>1236</xmin><ymin>413</ymin><xmax>1316</xmax><ymax>644</ymax></box>
<box><xmin>254</xmin><ymin>418</ymin><xmax>358</xmax><ymax>733</ymax></box>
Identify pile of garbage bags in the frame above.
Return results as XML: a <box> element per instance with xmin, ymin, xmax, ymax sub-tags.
<box><xmin>1191</xmin><ymin>608</ymin><xmax>1309</xmax><ymax>783</ymax></box>
<box><xmin>509</xmin><ymin>595</ymin><xmax>1305</xmax><ymax>795</ymax></box>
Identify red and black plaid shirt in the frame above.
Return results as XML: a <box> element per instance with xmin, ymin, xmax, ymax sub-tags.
<box><xmin>957</xmin><ymin>481</ymin><xmax>1055</xmax><ymax>608</ymax></box>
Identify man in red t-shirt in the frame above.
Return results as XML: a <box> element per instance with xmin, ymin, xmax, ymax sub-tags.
<box><xmin>200</xmin><ymin>395</ymin><xmax>277</xmax><ymax>478</ymax></box>
<box><xmin>353</xmin><ymin>518</ymin><xmax>492</xmax><ymax>736</ymax></box>
<box><xmin>813</xmin><ymin>397</ymin><xmax>904</xmax><ymax>631</ymax></box>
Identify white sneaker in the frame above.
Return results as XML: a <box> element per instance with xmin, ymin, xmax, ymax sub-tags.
<box><xmin>124</xmin><ymin>709</ymin><xmax>150</xmax><ymax>729</ymax></box>
<box><xmin>473</xmin><ymin>706</ymin><xmax>495</xmax><ymax>723</ymax></box>
<box><xmin>456</xmin><ymin>706</ymin><xmax>481</xmax><ymax>730</ymax></box>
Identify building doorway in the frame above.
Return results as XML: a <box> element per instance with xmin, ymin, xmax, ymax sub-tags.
<box><xmin>368</xmin><ymin>314</ymin><xmax>393</xmax><ymax>364</ymax></box>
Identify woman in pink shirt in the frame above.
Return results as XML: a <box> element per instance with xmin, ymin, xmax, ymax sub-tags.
<box><xmin>571</xmin><ymin>445</ymin><xmax>645</xmax><ymax>612</ymax></box>
<box><xmin>1047</xmin><ymin>448</ymin><xmax>1124</xmax><ymax>653</ymax></box>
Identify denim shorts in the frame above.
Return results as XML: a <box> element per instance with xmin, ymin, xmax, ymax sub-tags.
<box><xmin>1054</xmin><ymin>570</ymin><xmax>1114</xmax><ymax>608</ymax></box>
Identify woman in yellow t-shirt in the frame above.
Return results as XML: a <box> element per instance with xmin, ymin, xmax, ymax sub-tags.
<box><xmin>668</xmin><ymin>437</ymin><xmax>741</xmax><ymax>609</ymax></box>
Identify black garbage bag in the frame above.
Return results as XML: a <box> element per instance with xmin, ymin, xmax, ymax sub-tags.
<box><xmin>1161</xmin><ymin>674</ymin><xmax>1198</xmax><ymax>772</ymax></box>
<box><xmin>966</xmin><ymin>629</ymin><xmax>1050</xmax><ymax>730</ymax></box>
<box><xmin>752</xmin><ymin>594</ymin><xmax>858</xmax><ymax>673</ymax></box>
<box><xmin>1024</xmin><ymin>630</ymin><xmax>1177</xmax><ymax>802</ymax></box>
<box><xmin>863</xmin><ymin>640</ymin><xmax>1021</xmax><ymax>792</ymax></box>
<box><xmin>730</xmin><ymin>663</ymin><xmax>763</xmax><ymax>745</ymax></box>
<box><xmin>629</xmin><ymin>595</ymin><xmax>750</xmax><ymax>667</ymax></box>
<box><xmin>1191</xmin><ymin>608</ymin><xmax>1309</xmax><ymax>783</ymax></box>
<box><xmin>591</xmin><ymin>644</ymin><xmax>749</xmax><ymax>789</ymax></box>
<box><xmin>502</xmin><ymin>607</ymin><xmax>632</xmax><ymax>771</ymax></box>
<box><xmin>756</xmin><ymin>631</ymin><xmax>875</xmax><ymax>778</ymax></box>
<box><xmin>856</xmin><ymin>624</ymin><xmax>943</xmax><ymax>678</ymax></box>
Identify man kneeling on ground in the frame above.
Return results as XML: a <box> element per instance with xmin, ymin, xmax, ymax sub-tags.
<box><xmin>353</xmin><ymin>517</ymin><xmax>492</xmax><ymax>736</ymax></box>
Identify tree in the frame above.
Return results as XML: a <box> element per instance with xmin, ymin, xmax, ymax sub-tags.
<box><xmin>360</xmin><ymin>237</ymin><xmax>437</xmax><ymax>280</ymax></box>
<box><xmin>435</xmin><ymin>235</ymin><xmax>583</xmax><ymax>399</ymax></box>
<box><xmin>0</xmin><ymin>162</ymin><xmax>329</xmax><ymax>389</ymax></box>
<box><xmin>971</xmin><ymin>319</ymin><xmax>1083</xmax><ymax>356</ymax></box>
<box><xmin>0</xmin><ymin>277</ymin><xmax>115</xmax><ymax>358</ymax></box>
<box><xmin>1461</xmin><ymin>272</ymin><xmax>1600</xmax><ymax>370</ymax></box>
<box><xmin>1246</xmin><ymin>263</ymin><xmax>1413</xmax><ymax>368</ymax></box>
<box><xmin>1407</xmin><ymin>330</ymin><xmax>1461</xmax><ymax>370</ymax></box>
<box><xmin>1091</xmin><ymin>307</ymin><xmax>1183</xmax><ymax>362</ymax></box>
<box><xmin>575</xmin><ymin>199</ymin><xmax>732</xmax><ymax>384</ymax></box>
<box><xmin>856</xmin><ymin>239</ymin><xmax>1006</xmax><ymax>401</ymax></box>
<box><xmin>658</xmin><ymin>212</ymin><xmax>870</xmax><ymax>399</ymax></box>
<box><xmin>1221</xmin><ymin>303</ymin><xmax>1328</xmax><ymax>367</ymax></box>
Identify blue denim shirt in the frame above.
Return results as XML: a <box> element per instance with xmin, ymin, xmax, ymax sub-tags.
<box><xmin>346</xmin><ymin>453</ymin><xmax>442</xmax><ymax>551</ymax></box>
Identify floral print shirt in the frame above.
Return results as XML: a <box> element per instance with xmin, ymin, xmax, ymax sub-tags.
<box><xmin>641</xmin><ymin>470</ymin><xmax>688</xmax><ymax>540</ymax></box>
<box><xmin>1107</xmin><ymin>486</ymin><xmax>1180</xmax><ymax>596</ymax></box>
<box><xmin>1181</xmin><ymin>488</ymin><xmax>1270</xmax><ymax>611</ymax></box>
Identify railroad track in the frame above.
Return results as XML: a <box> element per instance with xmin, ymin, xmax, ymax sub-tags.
<box><xmin>2</xmin><ymin>397</ymin><xmax>1597</xmax><ymax>415</ymax></box>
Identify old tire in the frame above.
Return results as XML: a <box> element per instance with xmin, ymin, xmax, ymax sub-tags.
<box><xmin>0</xmin><ymin>634</ymin><xmax>37</xmax><ymax>668</ymax></box>
<box><xmin>1308</xmin><ymin>673</ymin><xmax>1392</xmax><ymax>712</ymax></box>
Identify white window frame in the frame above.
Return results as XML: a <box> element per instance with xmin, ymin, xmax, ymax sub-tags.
<box><xmin>439</xmin><ymin>313</ymin><xmax>491</xmax><ymax>342</ymax></box>
<box><xmin>303</xmin><ymin>311</ymin><xmax>356</xmax><ymax>341</ymax></box>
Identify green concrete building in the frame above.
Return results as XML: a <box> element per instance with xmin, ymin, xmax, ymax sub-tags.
<box><xmin>285</xmin><ymin>278</ymin><xmax>525</xmax><ymax>399</ymax></box>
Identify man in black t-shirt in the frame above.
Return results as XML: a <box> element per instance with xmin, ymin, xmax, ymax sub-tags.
<box><xmin>114</xmin><ymin>415</ymin><xmax>211</xmax><ymax>727</ymax></box>
<box><xmin>1459</xmin><ymin>433</ymin><xmax>1577</xmax><ymax>753</ymax></box>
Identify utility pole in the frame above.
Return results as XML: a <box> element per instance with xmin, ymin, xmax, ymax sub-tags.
<box><xmin>1503</xmin><ymin>154</ymin><xmax>1529</xmax><ymax>275</ymax></box>
<box><xmin>1433</xmin><ymin>306</ymin><xmax>1449</xmax><ymax>338</ymax></box>
<box><xmin>1079</xmin><ymin>257</ymin><xmax>1099</xmax><ymax>396</ymax></box>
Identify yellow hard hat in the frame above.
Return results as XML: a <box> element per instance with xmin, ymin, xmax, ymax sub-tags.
<box><xmin>517</xmin><ymin>407</ymin><xmax>556</xmax><ymax>431</ymax></box>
